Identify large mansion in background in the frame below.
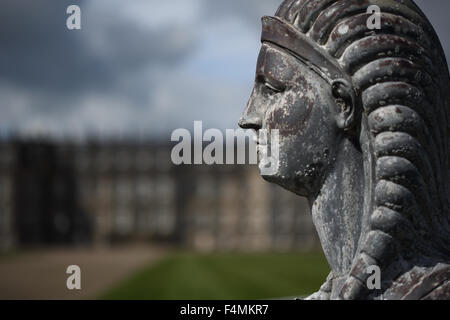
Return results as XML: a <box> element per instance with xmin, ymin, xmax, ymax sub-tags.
<box><xmin>0</xmin><ymin>137</ymin><xmax>319</xmax><ymax>252</ymax></box>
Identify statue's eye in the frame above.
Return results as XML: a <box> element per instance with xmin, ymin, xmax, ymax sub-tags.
<box><xmin>264</xmin><ymin>82</ymin><xmax>283</xmax><ymax>94</ymax></box>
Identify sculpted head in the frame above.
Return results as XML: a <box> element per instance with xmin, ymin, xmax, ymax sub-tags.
<box><xmin>239</xmin><ymin>0</ymin><xmax>450</xmax><ymax>299</ymax></box>
<box><xmin>240</xmin><ymin>19</ymin><xmax>358</xmax><ymax>197</ymax></box>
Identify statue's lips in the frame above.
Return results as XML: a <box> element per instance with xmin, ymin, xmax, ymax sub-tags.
<box><xmin>254</xmin><ymin>130</ymin><xmax>269</xmax><ymax>146</ymax></box>
<box><xmin>255</xmin><ymin>139</ymin><xmax>267</xmax><ymax>147</ymax></box>
<box><xmin>255</xmin><ymin>132</ymin><xmax>269</xmax><ymax>167</ymax></box>
<box><xmin>252</xmin><ymin>133</ymin><xmax>260</xmax><ymax>145</ymax></box>
<box><xmin>256</xmin><ymin>142</ymin><xmax>268</xmax><ymax>162</ymax></box>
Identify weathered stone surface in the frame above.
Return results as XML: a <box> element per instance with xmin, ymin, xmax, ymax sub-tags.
<box><xmin>239</xmin><ymin>0</ymin><xmax>450</xmax><ymax>300</ymax></box>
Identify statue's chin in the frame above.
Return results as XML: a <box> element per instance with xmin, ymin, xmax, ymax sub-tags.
<box><xmin>260</xmin><ymin>172</ymin><xmax>311</xmax><ymax>198</ymax></box>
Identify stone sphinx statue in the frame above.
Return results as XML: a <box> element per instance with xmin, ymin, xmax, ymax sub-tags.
<box><xmin>239</xmin><ymin>0</ymin><xmax>449</xmax><ymax>299</ymax></box>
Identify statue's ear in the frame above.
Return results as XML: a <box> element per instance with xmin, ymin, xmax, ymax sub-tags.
<box><xmin>332</xmin><ymin>79</ymin><xmax>356</xmax><ymax>132</ymax></box>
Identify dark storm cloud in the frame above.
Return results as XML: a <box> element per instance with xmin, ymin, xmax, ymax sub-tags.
<box><xmin>0</xmin><ymin>0</ymin><xmax>447</xmax><ymax>96</ymax></box>
<box><xmin>0</xmin><ymin>0</ymin><xmax>448</xmax><ymax>137</ymax></box>
<box><xmin>0</xmin><ymin>0</ymin><xmax>105</xmax><ymax>94</ymax></box>
<box><xmin>0</xmin><ymin>0</ymin><xmax>195</xmax><ymax>97</ymax></box>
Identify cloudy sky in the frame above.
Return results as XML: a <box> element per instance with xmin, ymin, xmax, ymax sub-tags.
<box><xmin>0</xmin><ymin>0</ymin><xmax>448</xmax><ymax>139</ymax></box>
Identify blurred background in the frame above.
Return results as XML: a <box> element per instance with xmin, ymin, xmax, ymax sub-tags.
<box><xmin>0</xmin><ymin>0</ymin><xmax>448</xmax><ymax>300</ymax></box>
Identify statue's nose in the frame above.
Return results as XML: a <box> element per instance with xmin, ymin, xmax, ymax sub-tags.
<box><xmin>238</xmin><ymin>115</ymin><xmax>262</xmax><ymax>130</ymax></box>
<box><xmin>239</xmin><ymin>93</ymin><xmax>263</xmax><ymax>130</ymax></box>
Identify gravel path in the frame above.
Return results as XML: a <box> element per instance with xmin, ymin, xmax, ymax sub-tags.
<box><xmin>0</xmin><ymin>245</ymin><xmax>168</xmax><ymax>300</ymax></box>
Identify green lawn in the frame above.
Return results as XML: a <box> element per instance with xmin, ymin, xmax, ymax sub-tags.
<box><xmin>100</xmin><ymin>252</ymin><xmax>330</xmax><ymax>300</ymax></box>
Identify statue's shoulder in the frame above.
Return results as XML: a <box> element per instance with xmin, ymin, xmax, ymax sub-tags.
<box><xmin>417</xmin><ymin>264</ymin><xmax>450</xmax><ymax>300</ymax></box>
<box><xmin>420</xmin><ymin>280</ymin><xmax>450</xmax><ymax>300</ymax></box>
<box><xmin>385</xmin><ymin>263</ymin><xmax>450</xmax><ymax>300</ymax></box>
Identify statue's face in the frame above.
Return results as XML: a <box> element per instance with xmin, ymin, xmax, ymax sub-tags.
<box><xmin>240</xmin><ymin>43</ymin><xmax>342</xmax><ymax>197</ymax></box>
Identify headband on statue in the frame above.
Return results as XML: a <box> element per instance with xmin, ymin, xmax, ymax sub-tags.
<box><xmin>261</xmin><ymin>16</ymin><xmax>352</xmax><ymax>85</ymax></box>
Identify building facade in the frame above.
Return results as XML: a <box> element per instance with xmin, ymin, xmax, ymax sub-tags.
<box><xmin>0</xmin><ymin>138</ymin><xmax>319</xmax><ymax>252</ymax></box>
